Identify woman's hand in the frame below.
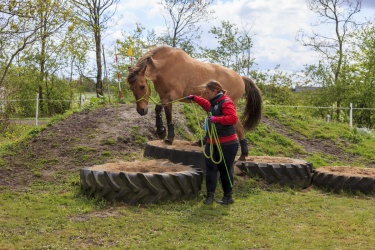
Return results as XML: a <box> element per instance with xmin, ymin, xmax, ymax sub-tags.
<box><xmin>207</xmin><ymin>116</ymin><xmax>218</xmax><ymax>123</ymax></box>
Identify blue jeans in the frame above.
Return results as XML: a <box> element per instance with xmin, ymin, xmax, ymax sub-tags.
<box><xmin>205</xmin><ymin>142</ymin><xmax>239</xmax><ymax>194</ymax></box>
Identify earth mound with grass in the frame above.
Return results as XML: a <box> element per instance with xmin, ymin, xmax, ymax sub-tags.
<box><xmin>1</xmin><ymin>103</ymin><xmax>374</xmax><ymax>191</ymax></box>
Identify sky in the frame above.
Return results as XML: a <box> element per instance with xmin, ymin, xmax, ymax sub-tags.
<box><xmin>105</xmin><ymin>0</ymin><xmax>375</xmax><ymax>74</ymax></box>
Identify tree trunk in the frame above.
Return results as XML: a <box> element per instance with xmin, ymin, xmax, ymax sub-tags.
<box><xmin>95</xmin><ymin>25</ymin><xmax>103</xmax><ymax>97</ymax></box>
<box><xmin>39</xmin><ymin>11</ymin><xmax>47</xmax><ymax>116</ymax></box>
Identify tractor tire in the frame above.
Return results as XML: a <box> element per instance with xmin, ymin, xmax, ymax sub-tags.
<box><xmin>80</xmin><ymin>161</ymin><xmax>204</xmax><ymax>205</ymax></box>
<box><xmin>312</xmin><ymin>166</ymin><xmax>375</xmax><ymax>195</ymax></box>
<box><xmin>144</xmin><ymin>140</ymin><xmax>205</xmax><ymax>171</ymax></box>
<box><xmin>236</xmin><ymin>156</ymin><xmax>313</xmax><ymax>188</ymax></box>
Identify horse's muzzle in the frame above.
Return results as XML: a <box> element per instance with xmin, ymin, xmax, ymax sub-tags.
<box><xmin>137</xmin><ymin>107</ymin><xmax>148</xmax><ymax>116</ymax></box>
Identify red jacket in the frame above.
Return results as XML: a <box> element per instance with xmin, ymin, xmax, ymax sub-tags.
<box><xmin>192</xmin><ymin>94</ymin><xmax>238</xmax><ymax>144</ymax></box>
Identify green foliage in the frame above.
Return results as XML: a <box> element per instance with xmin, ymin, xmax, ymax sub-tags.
<box><xmin>250</xmin><ymin>69</ymin><xmax>300</xmax><ymax>106</ymax></box>
<box><xmin>159</xmin><ymin>0</ymin><xmax>214</xmax><ymax>54</ymax></box>
<box><xmin>2</xmin><ymin>66</ymin><xmax>80</xmax><ymax>118</ymax></box>
<box><xmin>298</xmin><ymin>16</ymin><xmax>375</xmax><ymax>128</ymax></box>
<box><xmin>200</xmin><ymin>20</ymin><xmax>254</xmax><ymax>75</ymax></box>
<box><xmin>345</xmin><ymin>23</ymin><xmax>375</xmax><ymax>128</ymax></box>
<box><xmin>115</xmin><ymin>23</ymin><xmax>157</xmax><ymax>87</ymax></box>
<box><xmin>85</xmin><ymin>96</ymin><xmax>108</xmax><ymax>110</ymax></box>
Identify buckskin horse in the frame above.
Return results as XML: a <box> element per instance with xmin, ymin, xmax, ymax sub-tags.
<box><xmin>126</xmin><ymin>45</ymin><xmax>262</xmax><ymax>160</ymax></box>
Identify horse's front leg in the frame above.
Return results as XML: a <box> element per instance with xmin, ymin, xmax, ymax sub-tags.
<box><xmin>155</xmin><ymin>104</ymin><xmax>166</xmax><ymax>139</ymax></box>
<box><xmin>164</xmin><ymin>103</ymin><xmax>174</xmax><ymax>145</ymax></box>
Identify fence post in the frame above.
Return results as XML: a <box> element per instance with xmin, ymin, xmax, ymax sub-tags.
<box><xmin>80</xmin><ymin>94</ymin><xmax>85</xmax><ymax>108</ymax></box>
<box><xmin>349</xmin><ymin>103</ymin><xmax>353</xmax><ymax>128</ymax></box>
<box><xmin>35</xmin><ymin>93</ymin><xmax>39</xmax><ymax>126</ymax></box>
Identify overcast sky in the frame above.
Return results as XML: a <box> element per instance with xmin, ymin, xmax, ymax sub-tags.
<box><xmin>106</xmin><ymin>0</ymin><xmax>375</xmax><ymax>73</ymax></box>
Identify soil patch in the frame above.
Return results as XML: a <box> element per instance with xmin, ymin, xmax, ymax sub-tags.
<box><xmin>0</xmin><ymin>104</ymin><xmax>191</xmax><ymax>189</ymax></box>
<box><xmin>316</xmin><ymin>166</ymin><xmax>375</xmax><ymax>178</ymax></box>
<box><xmin>88</xmin><ymin>160</ymin><xmax>192</xmax><ymax>173</ymax></box>
<box><xmin>261</xmin><ymin>116</ymin><xmax>352</xmax><ymax>161</ymax></box>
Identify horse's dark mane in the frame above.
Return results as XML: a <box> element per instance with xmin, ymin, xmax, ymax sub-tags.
<box><xmin>126</xmin><ymin>45</ymin><xmax>173</xmax><ymax>85</ymax></box>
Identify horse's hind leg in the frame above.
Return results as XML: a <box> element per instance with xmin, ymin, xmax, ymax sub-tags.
<box><xmin>235</xmin><ymin>122</ymin><xmax>248</xmax><ymax>161</ymax></box>
<box><xmin>155</xmin><ymin>104</ymin><xmax>166</xmax><ymax>139</ymax></box>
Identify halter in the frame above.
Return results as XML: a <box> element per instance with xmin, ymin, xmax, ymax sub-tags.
<box><xmin>134</xmin><ymin>76</ymin><xmax>151</xmax><ymax>103</ymax></box>
<box><xmin>134</xmin><ymin>76</ymin><xmax>187</xmax><ymax>106</ymax></box>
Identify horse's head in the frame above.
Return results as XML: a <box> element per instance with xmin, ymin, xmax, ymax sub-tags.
<box><xmin>127</xmin><ymin>66</ymin><xmax>151</xmax><ymax>116</ymax></box>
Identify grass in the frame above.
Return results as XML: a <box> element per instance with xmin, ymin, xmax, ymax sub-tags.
<box><xmin>255</xmin><ymin>107</ymin><xmax>375</xmax><ymax>168</ymax></box>
<box><xmin>0</xmin><ymin>176</ymin><xmax>374</xmax><ymax>249</ymax></box>
<box><xmin>0</xmin><ymin>104</ymin><xmax>375</xmax><ymax>249</ymax></box>
<box><xmin>245</xmin><ymin>122</ymin><xmax>305</xmax><ymax>157</ymax></box>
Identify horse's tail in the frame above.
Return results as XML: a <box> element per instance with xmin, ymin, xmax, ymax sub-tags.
<box><xmin>241</xmin><ymin>76</ymin><xmax>263</xmax><ymax>131</ymax></box>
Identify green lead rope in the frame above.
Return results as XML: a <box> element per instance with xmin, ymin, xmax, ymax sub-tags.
<box><xmin>193</xmin><ymin>107</ymin><xmax>233</xmax><ymax>188</ymax></box>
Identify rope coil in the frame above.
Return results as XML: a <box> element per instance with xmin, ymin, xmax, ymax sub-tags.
<box><xmin>192</xmin><ymin>107</ymin><xmax>233</xmax><ymax>188</ymax></box>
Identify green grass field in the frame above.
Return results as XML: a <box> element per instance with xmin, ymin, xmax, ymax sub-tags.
<box><xmin>0</xmin><ymin>177</ymin><xmax>374</xmax><ymax>249</ymax></box>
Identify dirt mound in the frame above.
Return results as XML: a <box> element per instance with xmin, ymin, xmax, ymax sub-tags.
<box><xmin>261</xmin><ymin>117</ymin><xmax>349</xmax><ymax>159</ymax></box>
<box><xmin>0</xmin><ymin>104</ymin><xmax>191</xmax><ymax>188</ymax></box>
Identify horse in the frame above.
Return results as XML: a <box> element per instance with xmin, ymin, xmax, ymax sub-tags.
<box><xmin>126</xmin><ymin>45</ymin><xmax>262</xmax><ymax>160</ymax></box>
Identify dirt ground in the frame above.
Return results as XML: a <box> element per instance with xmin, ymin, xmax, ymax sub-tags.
<box><xmin>1</xmin><ymin>103</ymin><xmax>374</xmax><ymax>189</ymax></box>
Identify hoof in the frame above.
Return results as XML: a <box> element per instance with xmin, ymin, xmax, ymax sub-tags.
<box><xmin>156</xmin><ymin>126</ymin><xmax>166</xmax><ymax>139</ymax></box>
<box><xmin>164</xmin><ymin>138</ymin><xmax>174</xmax><ymax>145</ymax></box>
<box><xmin>238</xmin><ymin>155</ymin><xmax>247</xmax><ymax>161</ymax></box>
<box><xmin>192</xmin><ymin>139</ymin><xmax>205</xmax><ymax>147</ymax></box>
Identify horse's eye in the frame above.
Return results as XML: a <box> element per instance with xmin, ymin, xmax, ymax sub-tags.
<box><xmin>140</xmin><ymin>85</ymin><xmax>145</xmax><ymax>90</ymax></box>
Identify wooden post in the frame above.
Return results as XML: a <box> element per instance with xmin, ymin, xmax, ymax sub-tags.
<box><xmin>349</xmin><ymin>103</ymin><xmax>353</xmax><ymax>128</ymax></box>
<box><xmin>35</xmin><ymin>93</ymin><xmax>39</xmax><ymax>126</ymax></box>
<box><xmin>102</xmin><ymin>45</ymin><xmax>110</xmax><ymax>104</ymax></box>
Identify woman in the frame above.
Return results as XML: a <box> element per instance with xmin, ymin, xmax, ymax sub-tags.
<box><xmin>186</xmin><ymin>80</ymin><xmax>239</xmax><ymax>205</ymax></box>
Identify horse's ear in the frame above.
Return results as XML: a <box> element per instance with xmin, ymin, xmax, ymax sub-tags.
<box><xmin>140</xmin><ymin>66</ymin><xmax>147</xmax><ymax>76</ymax></box>
<box><xmin>128</xmin><ymin>67</ymin><xmax>133</xmax><ymax>73</ymax></box>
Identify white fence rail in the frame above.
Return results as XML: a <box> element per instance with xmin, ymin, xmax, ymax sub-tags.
<box><xmin>1</xmin><ymin>98</ymin><xmax>374</xmax><ymax>128</ymax></box>
<box><xmin>264</xmin><ymin>104</ymin><xmax>375</xmax><ymax>128</ymax></box>
<box><xmin>1</xmin><ymin>95</ymin><xmax>85</xmax><ymax>126</ymax></box>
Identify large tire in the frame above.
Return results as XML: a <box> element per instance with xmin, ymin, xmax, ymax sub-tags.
<box><xmin>80</xmin><ymin>161</ymin><xmax>204</xmax><ymax>205</ymax></box>
<box><xmin>313</xmin><ymin>166</ymin><xmax>375</xmax><ymax>195</ymax></box>
<box><xmin>236</xmin><ymin>156</ymin><xmax>313</xmax><ymax>188</ymax></box>
<box><xmin>144</xmin><ymin>140</ymin><xmax>206</xmax><ymax>171</ymax></box>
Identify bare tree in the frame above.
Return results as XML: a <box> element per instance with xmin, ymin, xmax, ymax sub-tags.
<box><xmin>159</xmin><ymin>0</ymin><xmax>215</xmax><ymax>54</ymax></box>
<box><xmin>71</xmin><ymin>0</ymin><xmax>119</xmax><ymax>97</ymax></box>
<box><xmin>297</xmin><ymin>0</ymin><xmax>363</xmax><ymax>120</ymax></box>
<box><xmin>0</xmin><ymin>1</ymin><xmax>41</xmax><ymax>86</ymax></box>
